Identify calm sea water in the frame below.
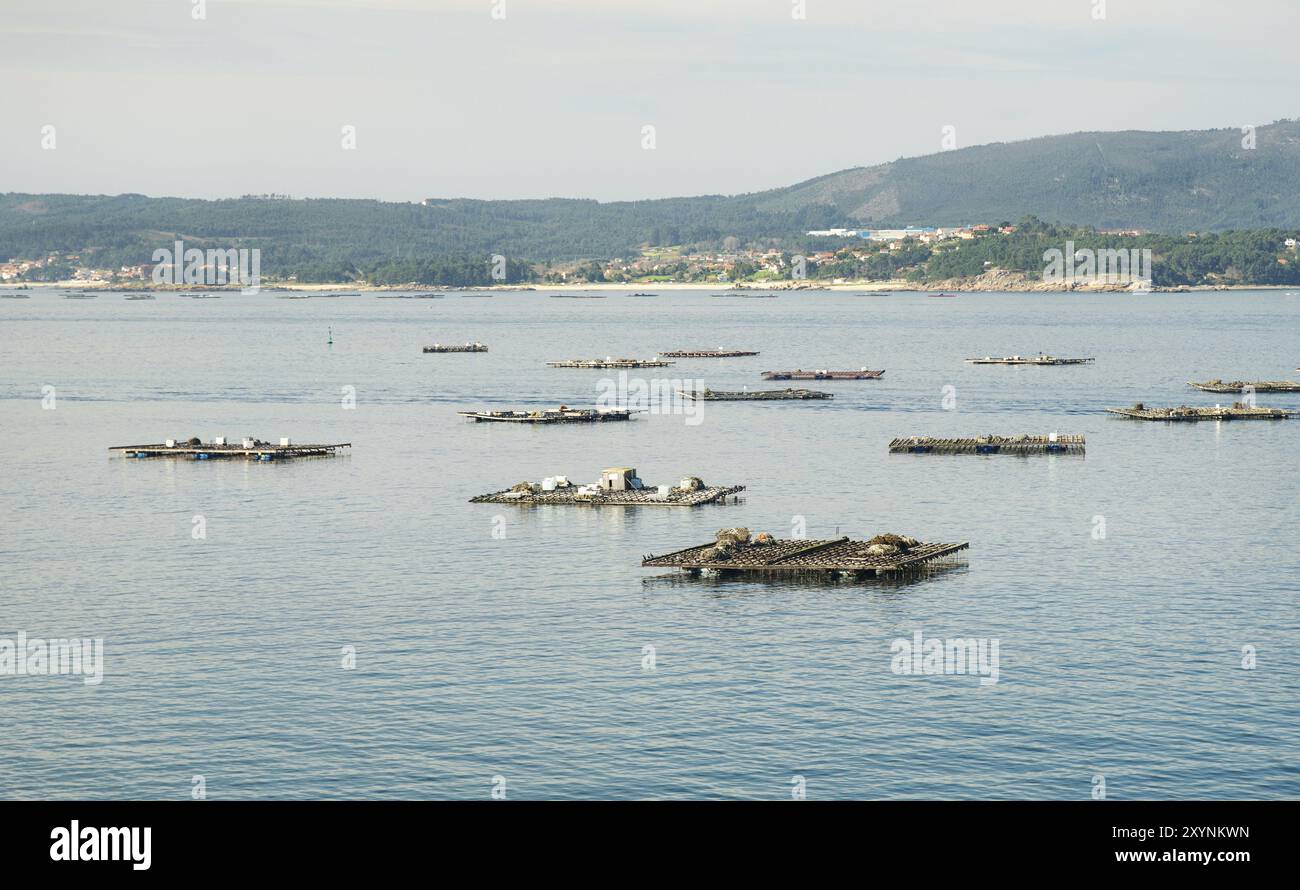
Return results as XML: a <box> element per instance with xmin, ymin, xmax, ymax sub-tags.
<box><xmin>2</xmin><ymin>287</ymin><xmax>1297</xmax><ymax>800</ymax></box>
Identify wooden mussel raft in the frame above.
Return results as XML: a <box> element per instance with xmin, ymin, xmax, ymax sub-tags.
<box><xmin>643</xmin><ymin>529</ymin><xmax>970</xmax><ymax>579</ymax></box>
<box><xmin>659</xmin><ymin>349</ymin><xmax>759</xmax><ymax>358</ymax></box>
<box><xmin>424</xmin><ymin>342</ymin><xmax>488</xmax><ymax>353</ymax></box>
<box><xmin>762</xmin><ymin>368</ymin><xmax>884</xmax><ymax>380</ymax></box>
<box><xmin>1107</xmin><ymin>402</ymin><xmax>1292</xmax><ymax>421</ymax></box>
<box><xmin>109</xmin><ymin>436</ymin><xmax>350</xmax><ymax>461</ymax></box>
<box><xmin>1187</xmin><ymin>379</ymin><xmax>1300</xmax><ymax>393</ymax></box>
<box><xmin>547</xmin><ymin>358</ymin><xmax>675</xmax><ymax>369</ymax></box>
<box><xmin>457</xmin><ymin>406</ymin><xmax>632</xmax><ymax>424</ymax></box>
<box><xmin>472</xmin><ymin>467</ymin><xmax>743</xmax><ymax>507</ymax></box>
<box><xmin>965</xmin><ymin>353</ymin><xmax>1094</xmax><ymax>365</ymax></box>
<box><xmin>679</xmin><ymin>388</ymin><xmax>832</xmax><ymax>401</ymax></box>
<box><xmin>889</xmin><ymin>434</ymin><xmax>1085</xmax><ymax>455</ymax></box>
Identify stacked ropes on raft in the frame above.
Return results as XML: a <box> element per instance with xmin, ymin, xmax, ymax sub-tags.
<box><xmin>470</xmin><ymin>467</ymin><xmax>743</xmax><ymax>507</ymax></box>
<box><xmin>1106</xmin><ymin>402</ymin><xmax>1292</xmax><ymax>421</ymax></box>
<box><xmin>643</xmin><ymin>529</ymin><xmax>969</xmax><ymax>579</ymax></box>
<box><xmin>889</xmin><ymin>434</ymin><xmax>1085</xmax><ymax>455</ymax></box>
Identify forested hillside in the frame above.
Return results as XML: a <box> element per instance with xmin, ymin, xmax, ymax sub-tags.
<box><xmin>4</xmin><ymin>121</ymin><xmax>1300</xmax><ymax>282</ymax></box>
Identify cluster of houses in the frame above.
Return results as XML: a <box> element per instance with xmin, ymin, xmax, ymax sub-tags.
<box><xmin>0</xmin><ymin>258</ymin><xmax>44</xmax><ymax>280</ymax></box>
<box><xmin>590</xmin><ymin>247</ymin><xmax>801</xmax><ymax>283</ymax></box>
<box><xmin>805</xmin><ymin>224</ymin><xmax>1016</xmax><ymax>244</ymax></box>
<box><xmin>0</xmin><ymin>254</ymin><xmax>155</xmax><ymax>283</ymax></box>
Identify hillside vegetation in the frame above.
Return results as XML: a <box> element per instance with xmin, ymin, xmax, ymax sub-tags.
<box><xmin>4</xmin><ymin>121</ymin><xmax>1300</xmax><ymax>284</ymax></box>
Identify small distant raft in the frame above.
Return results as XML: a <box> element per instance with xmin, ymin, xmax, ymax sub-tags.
<box><xmin>762</xmin><ymin>368</ymin><xmax>884</xmax><ymax>380</ymax></box>
<box><xmin>1188</xmin><ymin>379</ymin><xmax>1300</xmax><ymax>393</ymax></box>
<box><xmin>678</xmin><ymin>388</ymin><xmax>832</xmax><ymax>401</ymax></box>
<box><xmin>424</xmin><ymin>342</ymin><xmax>488</xmax><ymax>353</ymax></box>
<box><xmin>458</xmin><ymin>406</ymin><xmax>632</xmax><ymax>423</ymax></box>
<box><xmin>547</xmin><ymin>357</ymin><xmax>675</xmax><ymax>369</ymax></box>
<box><xmin>659</xmin><ymin>349</ymin><xmax>759</xmax><ymax>358</ymax></box>
<box><xmin>643</xmin><ymin>529</ymin><xmax>969</xmax><ymax>579</ymax></box>
<box><xmin>472</xmin><ymin>467</ymin><xmax>742</xmax><ymax>507</ymax></box>
<box><xmin>965</xmin><ymin>353</ymin><xmax>1094</xmax><ymax>365</ymax></box>
<box><xmin>1107</xmin><ymin>402</ymin><xmax>1291</xmax><ymax>421</ymax></box>
<box><xmin>109</xmin><ymin>436</ymin><xmax>350</xmax><ymax>461</ymax></box>
<box><xmin>890</xmin><ymin>434</ymin><xmax>1085</xmax><ymax>455</ymax></box>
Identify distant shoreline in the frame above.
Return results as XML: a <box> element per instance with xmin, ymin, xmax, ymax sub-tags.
<box><xmin>8</xmin><ymin>279</ymin><xmax>1295</xmax><ymax>294</ymax></box>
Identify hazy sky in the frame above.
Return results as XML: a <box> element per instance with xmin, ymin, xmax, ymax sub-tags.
<box><xmin>3</xmin><ymin>0</ymin><xmax>1298</xmax><ymax>202</ymax></box>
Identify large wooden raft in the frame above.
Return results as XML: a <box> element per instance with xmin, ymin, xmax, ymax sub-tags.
<box><xmin>547</xmin><ymin>358</ymin><xmax>675</xmax><ymax>369</ymax></box>
<box><xmin>762</xmin><ymin>368</ymin><xmax>884</xmax><ymax>380</ymax></box>
<box><xmin>678</xmin><ymin>388</ymin><xmax>832</xmax><ymax>401</ymax></box>
<box><xmin>424</xmin><ymin>342</ymin><xmax>487</xmax><ymax>353</ymax></box>
<box><xmin>458</xmin><ymin>407</ymin><xmax>632</xmax><ymax>423</ymax></box>
<box><xmin>110</xmin><ymin>439</ymin><xmax>350</xmax><ymax>460</ymax></box>
<box><xmin>889</xmin><ymin>434</ymin><xmax>1085</xmax><ymax>455</ymax></box>
<box><xmin>1187</xmin><ymin>379</ymin><xmax>1300</xmax><ymax>393</ymax></box>
<box><xmin>472</xmin><ymin>467</ymin><xmax>741</xmax><ymax>506</ymax></box>
<box><xmin>1107</xmin><ymin>403</ymin><xmax>1291</xmax><ymax>421</ymax></box>
<box><xmin>643</xmin><ymin>535</ymin><xmax>970</xmax><ymax>578</ymax></box>
<box><xmin>965</xmin><ymin>354</ymin><xmax>1094</xmax><ymax>365</ymax></box>
<box><xmin>659</xmin><ymin>349</ymin><xmax>759</xmax><ymax>358</ymax></box>
<box><xmin>473</xmin><ymin>484</ymin><xmax>743</xmax><ymax>507</ymax></box>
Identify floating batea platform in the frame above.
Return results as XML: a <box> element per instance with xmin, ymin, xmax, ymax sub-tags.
<box><xmin>109</xmin><ymin>437</ymin><xmax>350</xmax><ymax>460</ymax></box>
<box><xmin>643</xmin><ymin>532</ymin><xmax>969</xmax><ymax>579</ymax></box>
<box><xmin>966</xmin><ymin>353</ymin><xmax>1094</xmax><ymax>365</ymax></box>
<box><xmin>547</xmin><ymin>358</ymin><xmax>675</xmax><ymax>369</ymax></box>
<box><xmin>659</xmin><ymin>349</ymin><xmax>759</xmax><ymax>358</ymax></box>
<box><xmin>1107</xmin><ymin>402</ymin><xmax>1291</xmax><ymax>421</ymax></box>
<box><xmin>678</xmin><ymin>388</ymin><xmax>832</xmax><ymax>401</ymax></box>
<box><xmin>889</xmin><ymin>434</ymin><xmax>1085</xmax><ymax>455</ymax></box>
<box><xmin>473</xmin><ymin>469</ymin><xmax>742</xmax><ymax>507</ymax></box>
<box><xmin>762</xmin><ymin>368</ymin><xmax>884</xmax><ymax>380</ymax></box>
<box><xmin>457</xmin><ymin>407</ymin><xmax>632</xmax><ymax>423</ymax></box>
<box><xmin>1187</xmin><ymin>379</ymin><xmax>1300</xmax><ymax>393</ymax></box>
<box><xmin>424</xmin><ymin>342</ymin><xmax>488</xmax><ymax>353</ymax></box>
